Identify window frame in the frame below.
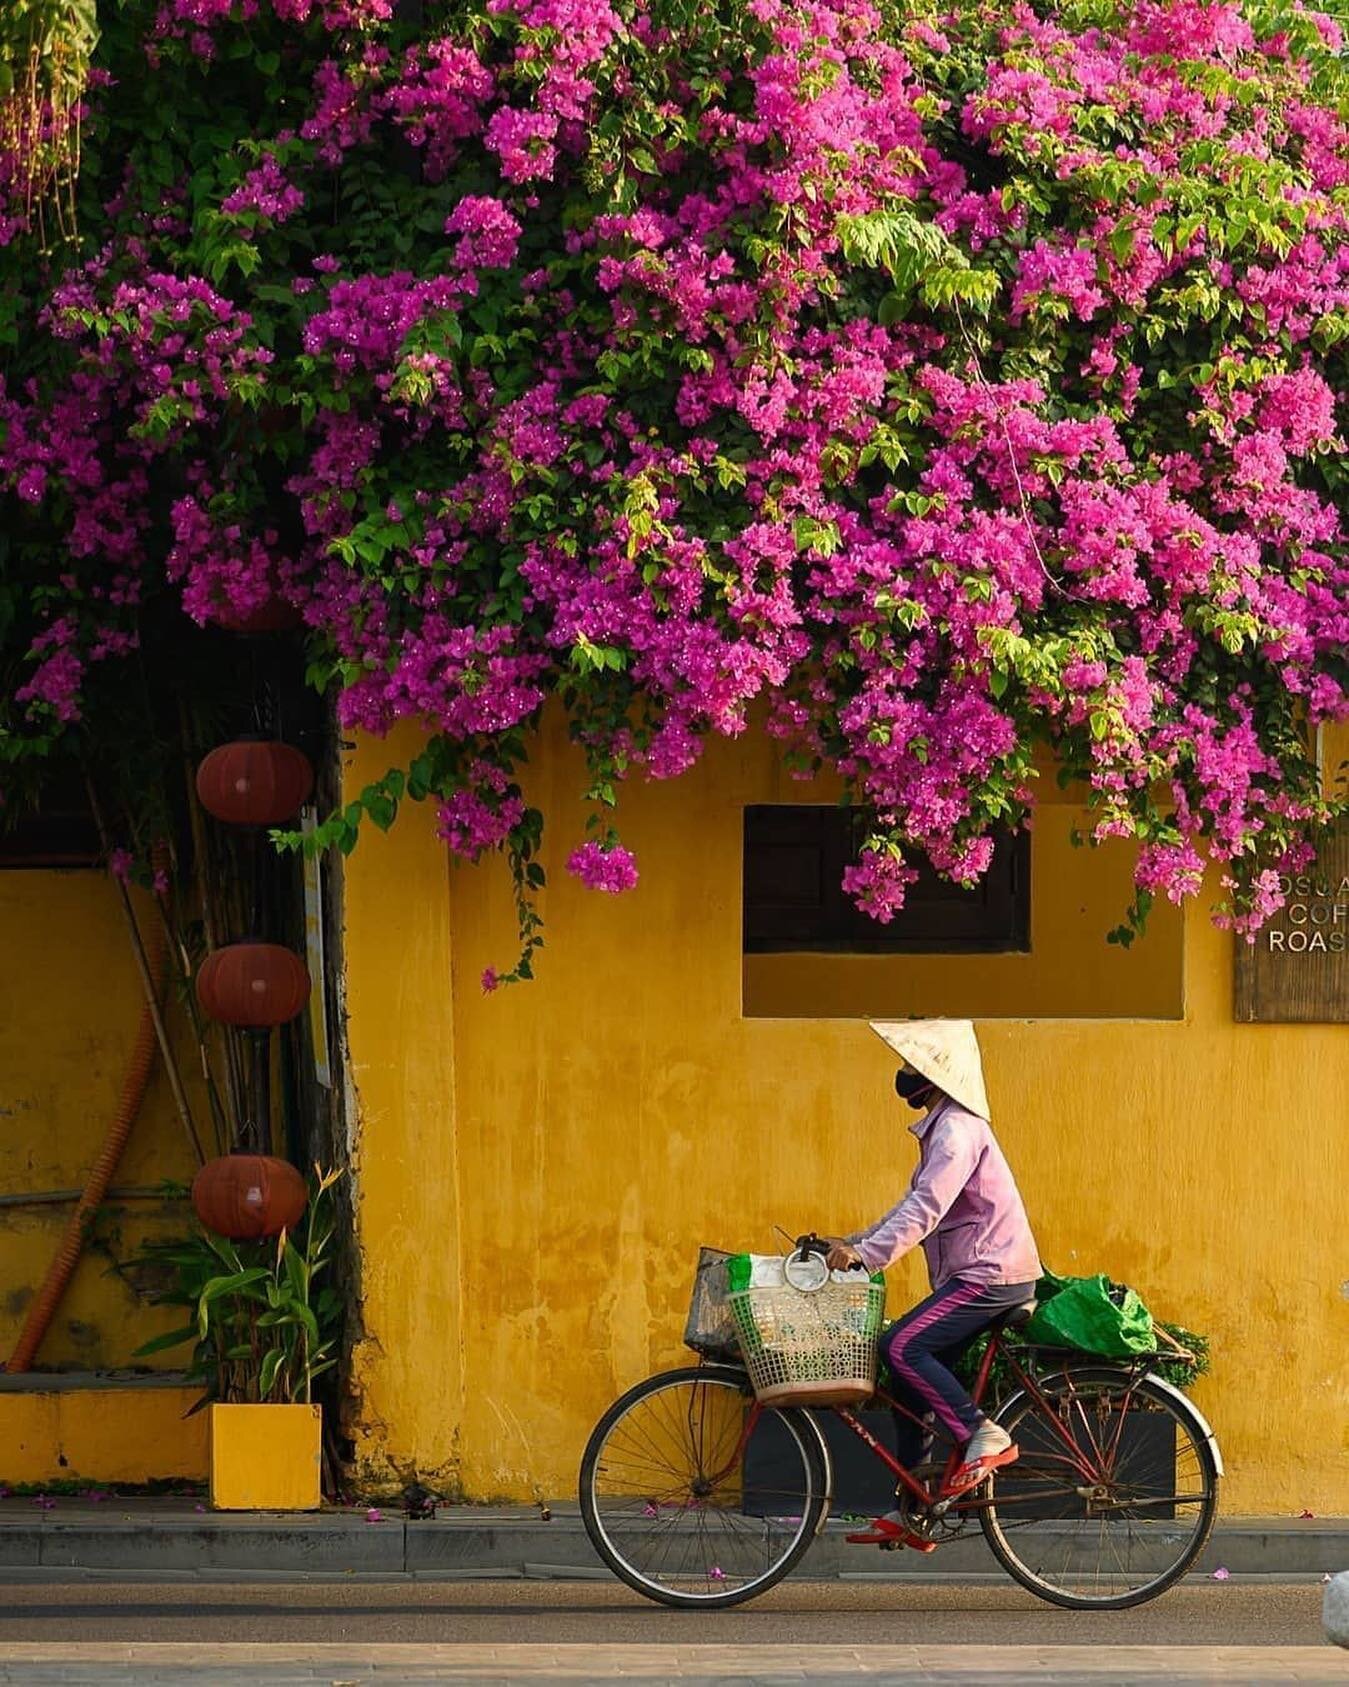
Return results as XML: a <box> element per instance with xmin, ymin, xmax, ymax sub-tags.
<box><xmin>0</xmin><ymin>777</ymin><xmax>103</xmax><ymax>870</ymax></box>
<box><xmin>742</xmin><ymin>804</ymin><xmax>1030</xmax><ymax>956</ymax></box>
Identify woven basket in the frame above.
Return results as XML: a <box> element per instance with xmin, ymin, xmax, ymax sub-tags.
<box><xmin>683</xmin><ymin>1246</ymin><xmax>741</xmax><ymax>1361</ymax></box>
<box><xmin>729</xmin><ymin>1275</ymin><xmax>885</xmax><ymax>1408</ymax></box>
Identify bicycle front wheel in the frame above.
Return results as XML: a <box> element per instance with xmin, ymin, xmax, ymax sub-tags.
<box><xmin>578</xmin><ymin>1364</ymin><xmax>828</xmax><ymax>1609</ymax></box>
<box><xmin>980</xmin><ymin>1365</ymin><xmax>1220</xmax><ymax>1609</ymax></box>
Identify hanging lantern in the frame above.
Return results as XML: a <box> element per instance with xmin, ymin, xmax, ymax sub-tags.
<box><xmin>192</xmin><ymin>1153</ymin><xmax>308</xmax><ymax>1240</ymax></box>
<box><xmin>196</xmin><ymin>942</ymin><xmax>311</xmax><ymax>1027</ymax></box>
<box><xmin>196</xmin><ymin>740</ymin><xmax>315</xmax><ymax>828</ymax></box>
<box><xmin>213</xmin><ymin>596</ymin><xmax>303</xmax><ymax>634</ymax></box>
<box><xmin>205</xmin><ymin>571</ymin><xmax>303</xmax><ymax>634</ymax></box>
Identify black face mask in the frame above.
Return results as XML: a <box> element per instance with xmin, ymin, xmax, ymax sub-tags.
<box><xmin>894</xmin><ymin>1068</ymin><xmax>935</xmax><ymax>1109</ymax></box>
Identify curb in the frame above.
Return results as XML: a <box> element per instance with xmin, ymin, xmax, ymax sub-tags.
<box><xmin>0</xmin><ymin>1509</ymin><xmax>1345</xmax><ymax>1581</ymax></box>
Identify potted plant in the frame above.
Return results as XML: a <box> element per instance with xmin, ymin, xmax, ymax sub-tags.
<box><xmin>130</xmin><ymin>1165</ymin><xmax>343</xmax><ymax>1509</ymax></box>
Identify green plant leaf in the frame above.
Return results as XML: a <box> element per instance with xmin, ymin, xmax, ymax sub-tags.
<box><xmin>258</xmin><ymin>1346</ymin><xmax>286</xmax><ymax>1400</ymax></box>
<box><xmin>131</xmin><ymin>1324</ymin><xmax>198</xmax><ymax>1357</ymax></box>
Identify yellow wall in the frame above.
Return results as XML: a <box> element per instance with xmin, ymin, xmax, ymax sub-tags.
<box><xmin>745</xmin><ymin>806</ymin><xmax>1183</xmax><ymax>1019</ymax></box>
<box><xmin>340</xmin><ymin>726</ymin><xmax>465</xmax><ymax>1496</ymax></box>
<box><xmin>0</xmin><ymin>1385</ymin><xmax>206</xmax><ymax>1484</ymax></box>
<box><xmin>344</xmin><ymin>718</ymin><xmax>1349</xmax><ymax>1513</ymax></box>
<box><xmin>0</xmin><ymin>871</ymin><xmax>205</xmax><ymax>1373</ymax></box>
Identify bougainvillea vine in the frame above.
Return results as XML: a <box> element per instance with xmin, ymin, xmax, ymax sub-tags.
<box><xmin>4</xmin><ymin>0</ymin><xmax>1349</xmax><ymax>980</ymax></box>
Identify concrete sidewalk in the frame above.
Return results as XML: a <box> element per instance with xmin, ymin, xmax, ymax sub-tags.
<box><xmin>0</xmin><ymin>1642</ymin><xmax>1345</xmax><ymax>1683</ymax></box>
<box><xmin>0</xmin><ymin>1500</ymin><xmax>1343</xmax><ymax>1581</ymax></box>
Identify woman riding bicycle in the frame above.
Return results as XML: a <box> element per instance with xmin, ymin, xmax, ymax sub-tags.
<box><xmin>581</xmin><ymin>1012</ymin><xmax>1220</xmax><ymax>1607</ymax></box>
<box><xmin>822</xmin><ymin>1019</ymin><xmax>1040</xmax><ymax>1548</ymax></box>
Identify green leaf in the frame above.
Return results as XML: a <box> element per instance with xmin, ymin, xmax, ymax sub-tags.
<box><xmin>132</xmin><ymin>1324</ymin><xmax>198</xmax><ymax>1358</ymax></box>
<box><xmin>283</xmin><ymin>1242</ymin><xmax>308</xmax><ymax>1300</ymax></box>
<box><xmin>407</xmin><ymin>755</ymin><xmax>434</xmax><ymax>801</ymax></box>
<box><xmin>364</xmin><ymin>793</ymin><xmax>396</xmax><ymax>830</ymax></box>
<box><xmin>199</xmin><ymin>1268</ymin><xmax>270</xmax><ymax>1301</ymax></box>
<box><xmin>258</xmin><ymin>1346</ymin><xmax>286</xmax><ymax>1400</ymax></box>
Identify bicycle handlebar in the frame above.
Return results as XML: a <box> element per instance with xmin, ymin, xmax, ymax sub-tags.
<box><xmin>793</xmin><ymin>1232</ymin><xmax>866</xmax><ymax>1270</ymax></box>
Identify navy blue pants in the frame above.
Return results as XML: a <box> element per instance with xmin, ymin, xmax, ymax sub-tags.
<box><xmin>883</xmin><ymin>1278</ymin><xmax>1037</xmax><ymax>1471</ymax></box>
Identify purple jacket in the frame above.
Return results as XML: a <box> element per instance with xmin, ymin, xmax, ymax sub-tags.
<box><xmin>848</xmin><ymin>1099</ymin><xmax>1041</xmax><ymax>1288</ymax></box>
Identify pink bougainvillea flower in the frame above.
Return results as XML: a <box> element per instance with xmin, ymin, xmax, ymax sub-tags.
<box><xmin>566</xmin><ymin>841</ymin><xmax>639</xmax><ymax>894</ymax></box>
<box><xmin>444</xmin><ymin>195</ymin><xmax>523</xmax><ymax>271</ymax></box>
<box><xmin>5</xmin><ymin>0</ymin><xmax>1349</xmax><ymax>986</ymax></box>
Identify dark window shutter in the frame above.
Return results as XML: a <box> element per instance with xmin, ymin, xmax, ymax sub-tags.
<box><xmin>743</xmin><ymin>806</ymin><xmax>1029</xmax><ymax>954</ymax></box>
<box><xmin>0</xmin><ymin>775</ymin><xmax>102</xmax><ymax>869</ymax></box>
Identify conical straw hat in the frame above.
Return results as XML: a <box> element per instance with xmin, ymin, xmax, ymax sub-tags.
<box><xmin>868</xmin><ymin>1019</ymin><xmax>990</xmax><ymax>1119</ymax></box>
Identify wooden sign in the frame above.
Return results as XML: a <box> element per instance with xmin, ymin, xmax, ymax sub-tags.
<box><xmin>1234</xmin><ymin>821</ymin><xmax>1349</xmax><ymax>1022</ymax></box>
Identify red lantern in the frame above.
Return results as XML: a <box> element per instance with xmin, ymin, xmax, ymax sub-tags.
<box><xmin>206</xmin><ymin>578</ymin><xmax>303</xmax><ymax>633</ymax></box>
<box><xmin>214</xmin><ymin>596</ymin><xmax>303</xmax><ymax>634</ymax></box>
<box><xmin>196</xmin><ymin>942</ymin><xmax>311</xmax><ymax>1027</ymax></box>
<box><xmin>192</xmin><ymin>1153</ymin><xmax>308</xmax><ymax>1240</ymax></box>
<box><xmin>196</xmin><ymin>740</ymin><xmax>314</xmax><ymax>827</ymax></box>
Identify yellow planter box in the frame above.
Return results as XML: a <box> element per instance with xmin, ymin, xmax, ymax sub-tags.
<box><xmin>209</xmin><ymin>1403</ymin><xmax>322</xmax><ymax>1511</ymax></box>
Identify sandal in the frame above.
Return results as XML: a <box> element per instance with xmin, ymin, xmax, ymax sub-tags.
<box><xmin>940</xmin><ymin>1443</ymin><xmax>1019</xmax><ymax>1498</ymax></box>
<box><xmin>844</xmin><ymin>1515</ymin><xmax>937</xmax><ymax>1553</ymax></box>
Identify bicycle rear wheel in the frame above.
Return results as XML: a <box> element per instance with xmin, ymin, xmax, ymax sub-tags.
<box><xmin>980</xmin><ymin>1365</ymin><xmax>1220</xmax><ymax>1609</ymax></box>
<box><xmin>578</xmin><ymin>1364</ymin><xmax>828</xmax><ymax>1609</ymax></box>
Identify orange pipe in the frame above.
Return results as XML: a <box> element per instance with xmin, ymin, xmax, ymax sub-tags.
<box><xmin>4</xmin><ymin>922</ymin><xmax>168</xmax><ymax>1373</ymax></box>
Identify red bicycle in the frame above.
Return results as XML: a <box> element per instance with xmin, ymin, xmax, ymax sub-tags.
<box><xmin>579</xmin><ymin>1281</ymin><xmax>1222</xmax><ymax>1611</ymax></box>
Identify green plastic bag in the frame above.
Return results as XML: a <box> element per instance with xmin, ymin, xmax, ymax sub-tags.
<box><xmin>1021</xmin><ymin>1270</ymin><xmax>1155</xmax><ymax>1359</ymax></box>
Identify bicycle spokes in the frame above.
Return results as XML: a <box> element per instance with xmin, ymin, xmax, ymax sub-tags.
<box><xmin>582</xmin><ymin>1371</ymin><xmax>825</xmax><ymax>1604</ymax></box>
<box><xmin>982</xmin><ymin>1371</ymin><xmax>1219</xmax><ymax>1607</ymax></box>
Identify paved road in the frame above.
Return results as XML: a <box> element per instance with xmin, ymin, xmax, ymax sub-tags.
<box><xmin>0</xmin><ymin>1580</ymin><xmax>1343</xmax><ymax>1682</ymax></box>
